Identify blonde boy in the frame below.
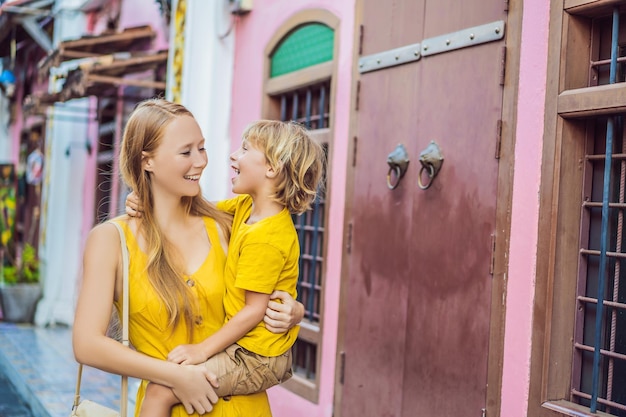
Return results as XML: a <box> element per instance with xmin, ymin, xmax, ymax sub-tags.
<box><xmin>138</xmin><ymin>120</ymin><xmax>324</xmax><ymax>416</ymax></box>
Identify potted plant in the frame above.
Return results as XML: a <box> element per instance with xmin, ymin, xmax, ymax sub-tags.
<box><xmin>0</xmin><ymin>243</ymin><xmax>42</xmax><ymax>323</ymax></box>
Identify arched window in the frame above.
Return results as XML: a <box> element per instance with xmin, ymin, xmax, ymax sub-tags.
<box><xmin>263</xmin><ymin>9</ymin><xmax>338</xmax><ymax>402</ymax></box>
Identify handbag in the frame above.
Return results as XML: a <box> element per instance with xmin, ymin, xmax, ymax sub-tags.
<box><xmin>70</xmin><ymin>221</ymin><xmax>130</xmax><ymax>417</ymax></box>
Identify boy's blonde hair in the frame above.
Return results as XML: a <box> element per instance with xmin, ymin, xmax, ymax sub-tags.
<box><xmin>243</xmin><ymin>120</ymin><xmax>325</xmax><ymax>214</ymax></box>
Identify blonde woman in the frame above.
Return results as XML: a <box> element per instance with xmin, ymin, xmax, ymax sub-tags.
<box><xmin>73</xmin><ymin>99</ymin><xmax>302</xmax><ymax>417</ymax></box>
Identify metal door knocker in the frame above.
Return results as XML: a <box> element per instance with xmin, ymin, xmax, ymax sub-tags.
<box><xmin>417</xmin><ymin>141</ymin><xmax>444</xmax><ymax>190</ymax></box>
<box><xmin>386</xmin><ymin>144</ymin><xmax>410</xmax><ymax>190</ymax></box>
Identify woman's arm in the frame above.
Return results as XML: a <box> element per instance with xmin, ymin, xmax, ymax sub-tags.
<box><xmin>73</xmin><ymin>222</ymin><xmax>219</xmax><ymax>414</ymax></box>
<box><xmin>264</xmin><ymin>290</ymin><xmax>305</xmax><ymax>333</ymax></box>
<box><xmin>168</xmin><ymin>290</ymin><xmax>270</xmax><ymax>365</ymax></box>
<box><xmin>125</xmin><ymin>193</ymin><xmax>303</xmax><ymax>330</ymax></box>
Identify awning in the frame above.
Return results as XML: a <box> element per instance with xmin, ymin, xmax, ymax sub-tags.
<box><xmin>22</xmin><ymin>24</ymin><xmax>167</xmax><ymax>115</ymax></box>
<box><xmin>23</xmin><ymin>49</ymin><xmax>167</xmax><ymax>114</ymax></box>
<box><xmin>0</xmin><ymin>0</ymin><xmax>55</xmax><ymax>57</ymax></box>
<box><xmin>22</xmin><ymin>90</ymin><xmax>60</xmax><ymax>115</ymax></box>
<box><xmin>55</xmin><ymin>50</ymin><xmax>168</xmax><ymax>100</ymax></box>
<box><xmin>37</xmin><ymin>25</ymin><xmax>157</xmax><ymax>78</ymax></box>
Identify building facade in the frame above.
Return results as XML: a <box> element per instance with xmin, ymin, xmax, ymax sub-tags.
<box><xmin>2</xmin><ymin>0</ymin><xmax>626</xmax><ymax>417</ymax></box>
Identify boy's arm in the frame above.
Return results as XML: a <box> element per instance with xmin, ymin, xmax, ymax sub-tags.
<box><xmin>167</xmin><ymin>290</ymin><xmax>270</xmax><ymax>365</ymax></box>
<box><xmin>215</xmin><ymin>195</ymin><xmax>243</xmax><ymax>215</ymax></box>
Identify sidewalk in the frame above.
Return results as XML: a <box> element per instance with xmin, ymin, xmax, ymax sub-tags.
<box><xmin>0</xmin><ymin>322</ymin><xmax>137</xmax><ymax>417</ymax></box>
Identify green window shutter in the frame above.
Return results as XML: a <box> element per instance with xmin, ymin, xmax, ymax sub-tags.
<box><xmin>270</xmin><ymin>23</ymin><xmax>334</xmax><ymax>78</ymax></box>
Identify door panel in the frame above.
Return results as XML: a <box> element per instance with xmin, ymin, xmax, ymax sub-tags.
<box><xmin>341</xmin><ymin>0</ymin><xmax>506</xmax><ymax>416</ymax></box>
<box><xmin>403</xmin><ymin>39</ymin><xmax>503</xmax><ymax>415</ymax></box>
<box><xmin>341</xmin><ymin>61</ymin><xmax>420</xmax><ymax>417</ymax></box>
<box><xmin>360</xmin><ymin>0</ymin><xmax>424</xmax><ymax>55</ymax></box>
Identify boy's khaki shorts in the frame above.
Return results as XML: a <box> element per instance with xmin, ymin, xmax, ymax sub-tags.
<box><xmin>204</xmin><ymin>343</ymin><xmax>293</xmax><ymax>398</ymax></box>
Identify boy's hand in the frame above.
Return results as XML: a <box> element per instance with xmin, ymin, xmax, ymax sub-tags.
<box><xmin>264</xmin><ymin>290</ymin><xmax>304</xmax><ymax>333</ymax></box>
<box><xmin>125</xmin><ymin>191</ymin><xmax>143</xmax><ymax>218</ymax></box>
<box><xmin>168</xmin><ymin>343</ymin><xmax>208</xmax><ymax>365</ymax></box>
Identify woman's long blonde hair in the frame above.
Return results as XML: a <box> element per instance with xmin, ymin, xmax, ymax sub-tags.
<box><xmin>119</xmin><ymin>98</ymin><xmax>231</xmax><ymax>337</ymax></box>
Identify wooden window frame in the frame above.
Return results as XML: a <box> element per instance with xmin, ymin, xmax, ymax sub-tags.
<box><xmin>530</xmin><ymin>1</ymin><xmax>626</xmax><ymax>416</ymax></box>
<box><xmin>261</xmin><ymin>8</ymin><xmax>339</xmax><ymax>404</ymax></box>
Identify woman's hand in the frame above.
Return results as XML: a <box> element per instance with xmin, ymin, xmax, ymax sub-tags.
<box><xmin>125</xmin><ymin>191</ymin><xmax>143</xmax><ymax>218</ymax></box>
<box><xmin>264</xmin><ymin>290</ymin><xmax>305</xmax><ymax>333</ymax></box>
<box><xmin>171</xmin><ymin>364</ymin><xmax>219</xmax><ymax>415</ymax></box>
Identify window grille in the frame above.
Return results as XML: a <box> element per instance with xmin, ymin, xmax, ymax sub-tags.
<box><xmin>264</xmin><ymin>16</ymin><xmax>335</xmax><ymax>401</ymax></box>
<box><xmin>293</xmin><ymin>186</ymin><xmax>326</xmax><ymax>324</ymax></box>
<box><xmin>279</xmin><ymin>81</ymin><xmax>331</xmax><ymax>130</ymax></box>
<box><xmin>274</xmin><ymin>80</ymin><xmax>330</xmax><ymax>385</ymax></box>
<box><xmin>292</xmin><ymin>338</ymin><xmax>318</xmax><ymax>380</ymax></box>
<box><xmin>574</xmin><ymin>8</ymin><xmax>626</xmax><ymax>415</ymax></box>
<box><xmin>94</xmin><ymin>99</ymin><xmax>116</xmax><ymax>224</ymax></box>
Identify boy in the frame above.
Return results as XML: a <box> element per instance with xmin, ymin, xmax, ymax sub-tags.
<box><xmin>133</xmin><ymin>120</ymin><xmax>324</xmax><ymax>416</ymax></box>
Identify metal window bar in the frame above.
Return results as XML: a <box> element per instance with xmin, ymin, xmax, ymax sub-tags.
<box><xmin>305</xmin><ymin>88</ymin><xmax>312</xmax><ymax>128</ymax></box>
<box><xmin>318</xmin><ymin>84</ymin><xmax>326</xmax><ymax>129</ymax></box>
<box><xmin>306</xmin><ymin>194</ymin><xmax>322</xmax><ymax>321</ymax></box>
<box><xmin>587</xmin><ymin>154</ymin><xmax>626</xmax><ymax>161</ymax></box>
<box><xmin>292</xmin><ymin>338</ymin><xmax>317</xmax><ymax>380</ymax></box>
<box><xmin>575</xmin><ymin>342</ymin><xmax>626</xmax><ymax>362</ymax></box>
<box><xmin>280</xmin><ymin>95</ymin><xmax>287</xmax><ymax>122</ymax></box>
<box><xmin>590</xmin><ymin>8</ymin><xmax>620</xmax><ymax>413</ymax></box>
<box><xmin>572</xmin><ymin>389</ymin><xmax>626</xmax><ymax>413</ymax></box>
<box><xmin>296</xmin><ymin>211</ymin><xmax>307</xmax><ymax>313</ymax></box>
<box><xmin>277</xmin><ymin>82</ymin><xmax>331</xmax><ymax>129</ymax></box>
<box><xmin>576</xmin><ymin>8</ymin><xmax>626</xmax><ymax>414</ymax></box>
<box><xmin>292</xmin><ymin>91</ymin><xmax>299</xmax><ymax>121</ymax></box>
<box><xmin>578</xmin><ymin>295</ymin><xmax>626</xmax><ymax>311</ymax></box>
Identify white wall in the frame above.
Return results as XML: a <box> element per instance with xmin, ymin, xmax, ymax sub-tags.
<box><xmin>34</xmin><ymin>0</ymin><xmax>89</xmax><ymax>326</ymax></box>
<box><xmin>168</xmin><ymin>0</ymin><xmax>235</xmax><ymax>202</ymax></box>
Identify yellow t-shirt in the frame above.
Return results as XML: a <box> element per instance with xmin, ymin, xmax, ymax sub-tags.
<box><xmin>113</xmin><ymin>218</ymin><xmax>272</xmax><ymax>417</ymax></box>
<box><xmin>217</xmin><ymin>195</ymin><xmax>300</xmax><ymax>356</ymax></box>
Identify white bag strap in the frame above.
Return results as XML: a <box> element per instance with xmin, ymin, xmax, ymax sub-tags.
<box><xmin>72</xmin><ymin>220</ymin><xmax>129</xmax><ymax>417</ymax></box>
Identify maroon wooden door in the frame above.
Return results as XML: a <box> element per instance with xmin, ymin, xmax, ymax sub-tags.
<box><xmin>340</xmin><ymin>1</ymin><xmax>508</xmax><ymax>416</ymax></box>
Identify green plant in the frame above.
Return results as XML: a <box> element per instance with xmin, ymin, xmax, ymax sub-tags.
<box><xmin>2</xmin><ymin>243</ymin><xmax>40</xmax><ymax>285</ymax></box>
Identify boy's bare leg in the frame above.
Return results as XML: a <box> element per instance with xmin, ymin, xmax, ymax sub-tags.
<box><xmin>138</xmin><ymin>382</ymin><xmax>179</xmax><ymax>417</ymax></box>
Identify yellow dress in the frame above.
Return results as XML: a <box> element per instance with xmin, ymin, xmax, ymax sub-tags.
<box><xmin>114</xmin><ymin>218</ymin><xmax>272</xmax><ymax>417</ymax></box>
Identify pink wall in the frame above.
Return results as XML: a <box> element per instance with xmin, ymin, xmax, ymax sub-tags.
<box><xmin>119</xmin><ymin>0</ymin><xmax>169</xmax><ymax>50</ymax></box>
<box><xmin>499</xmin><ymin>0</ymin><xmax>550</xmax><ymax>416</ymax></box>
<box><xmin>230</xmin><ymin>1</ymin><xmax>356</xmax><ymax>416</ymax></box>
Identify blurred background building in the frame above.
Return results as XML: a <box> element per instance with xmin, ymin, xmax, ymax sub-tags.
<box><xmin>0</xmin><ymin>1</ymin><xmax>625</xmax><ymax>417</ymax></box>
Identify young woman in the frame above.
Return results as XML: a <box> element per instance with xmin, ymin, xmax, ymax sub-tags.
<box><xmin>73</xmin><ymin>98</ymin><xmax>302</xmax><ymax>417</ymax></box>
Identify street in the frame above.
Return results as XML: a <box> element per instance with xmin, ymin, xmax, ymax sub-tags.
<box><xmin>0</xmin><ymin>367</ymin><xmax>32</xmax><ymax>417</ymax></box>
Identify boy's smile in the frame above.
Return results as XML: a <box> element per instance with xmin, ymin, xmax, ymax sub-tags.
<box><xmin>229</xmin><ymin>140</ymin><xmax>272</xmax><ymax>197</ymax></box>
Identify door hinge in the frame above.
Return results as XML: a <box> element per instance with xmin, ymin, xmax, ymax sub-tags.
<box><xmin>352</xmin><ymin>136</ymin><xmax>358</xmax><ymax>166</ymax></box>
<box><xmin>489</xmin><ymin>233</ymin><xmax>496</xmax><ymax>275</ymax></box>
<box><xmin>499</xmin><ymin>46</ymin><xmax>507</xmax><ymax>86</ymax></box>
<box><xmin>504</xmin><ymin>0</ymin><xmax>509</xmax><ymax>12</ymax></box>
<box><xmin>346</xmin><ymin>222</ymin><xmax>353</xmax><ymax>254</ymax></box>
<box><xmin>339</xmin><ymin>351</ymin><xmax>346</xmax><ymax>384</ymax></box>
<box><xmin>495</xmin><ymin>119</ymin><xmax>502</xmax><ymax>159</ymax></box>
<box><xmin>482</xmin><ymin>408</ymin><xmax>487</xmax><ymax>417</ymax></box>
<box><xmin>355</xmin><ymin>80</ymin><xmax>361</xmax><ymax>111</ymax></box>
<box><xmin>358</xmin><ymin>24</ymin><xmax>364</xmax><ymax>55</ymax></box>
